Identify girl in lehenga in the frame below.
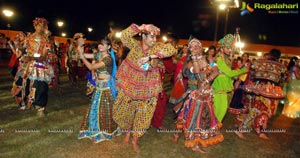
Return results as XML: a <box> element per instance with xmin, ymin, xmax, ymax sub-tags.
<box><xmin>77</xmin><ymin>35</ymin><xmax>121</xmax><ymax>143</ymax></box>
<box><xmin>173</xmin><ymin>38</ymin><xmax>223</xmax><ymax>153</ymax></box>
<box><xmin>282</xmin><ymin>57</ymin><xmax>300</xmax><ymax>118</ymax></box>
<box><xmin>169</xmin><ymin>44</ymin><xmax>189</xmax><ymax>105</ymax></box>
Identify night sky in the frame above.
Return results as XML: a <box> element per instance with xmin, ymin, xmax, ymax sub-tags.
<box><xmin>1</xmin><ymin>0</ymin><xmax>299</xmax><ymax>47</ymax></box>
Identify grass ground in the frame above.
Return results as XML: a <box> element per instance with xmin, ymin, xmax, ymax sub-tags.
<box><xmin>0</xmin><ymin>67</ymin><xmax>299</xmax><ymax>158</ymax></box>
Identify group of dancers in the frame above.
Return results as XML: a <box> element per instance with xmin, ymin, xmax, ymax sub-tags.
<box><xmin>7</xmin><ymin>17</ymin><xmax>300</xmax><ymax>153</ymax></box>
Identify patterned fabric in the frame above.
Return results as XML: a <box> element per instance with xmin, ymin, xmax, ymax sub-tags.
<box><xmin>25</xmin><ymin>32</ymin><xmax>54</xmax><ymax>108</ymax></box>
<box><xmin>78</xmin><ymin>79</ymin><xmax>121</xmax><ymax>143</ymax></box>
<box><xmin>113</xmin><ymin>24</ymin><xmax>176</xmax><ymax>138</ymax></box>
<box><xmin>250</xmin><ymin>59</ymin><xmax>286</xmax><ymax>83</ymax></box>
<box><xmin>26</xmin><ymin>34</ymin><xmax>48</xmax><ymax>56</ymax></box>
<box><xmin>172</xmin><ymin>62</ymin><xmax>199</xmax><ymax>115</ymax></box>
<box><xmin>11</xmin><ymin>77</ymin><xmax>30</xmax><ymax>106</ymax></box>
<box><xmin>176</xmin><ymin>62</ymin><xmax>223</xmax><ymax>148</ymax></box>
<box><xmin>116</xmin><ymin>24</ymin><xmax>176</xmax><ymax>100</ymax></box>
<box><xmin>15</xmin><ymin>57</ymin><xmax>30</xmax><ymax>78</ymax></box>
<box><xmin>28</xmin><ymin>61</ymin><xmax>54</xmax><ymax>82</ymax></box>
<box><xmin>237</xmin><ymin>58</ymin><xmax>285</xmax><ymax>134</ymax></box>
<box><xmin>237</xmin><ymin>95</ymin><xmax>278</xmax><ymax>134</ymax></box>
<box><xmin>113</xmin><ymin>90</ymin><xmax>157</xmax><ymax>137</ymax></box>
<box><xmin>218</xmin><ymin>34</ymin><xmax>235</xmax><ymax>48</ymax></box>
<box><xmin>79</xmin><ymin>55</ymin><xmax>121</xmax><ymax>143</ymax></box>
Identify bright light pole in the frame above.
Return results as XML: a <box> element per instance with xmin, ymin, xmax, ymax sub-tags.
<box><xmin>57</xmin><ymin>21</ymin><xmax>64</xmax><ymax>27</ymax></box>
<box><xmin>87</xmin><ymin>27</ymin><xmax>93</xmax><ymax>32</ymax></box>
<box><xmin>56</xmin><ymin>20</ymin><xmax>66</xmax><ymax>37</ymax></box>
<box><xmin>213</xmin><ymin>4</ymin><xmax>226</xmax><ymax>45</ymax></box>
<box><xmin>2</xmin><ymin>9</ymin><xmax>14</xmax><ymax>36</ymax></box>
<box><xmin>2</xmin><ymin>9</ymin><xmax>14</xmax><ymax>29</ymax></box>
<box><xmin>212</xmin><ymin>0</ymin><xmax>239</xmax><ymax>44</ymax></box>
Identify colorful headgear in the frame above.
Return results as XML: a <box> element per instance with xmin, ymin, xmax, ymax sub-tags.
<box><xmin>73</xmin><ymin>33</ymin><xmax>85</xmax><ymax>40</ymax></box>
<box><xmin>218</xmin><ymin>34</ymin><xmax>235</xmax><ymax>48</ymax></box>
<box><xmin>33</xmin><ymin>17</ymin><xmax>48</xmax><ymax>27</ymax></box>
<box><xmin>142</xmin><ymin>25</ymin><xmax>160</xmax><ymax>36</ymax></box>
<box><xmin>188</xmin><ymin>38</ymin><xmax>202</xmax><ymax>48</ymax></box>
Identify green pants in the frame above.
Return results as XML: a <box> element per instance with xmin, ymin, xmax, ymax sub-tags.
<box><xmin>213</xmin><ymin>92</ymin><xmax>233</xmax><ymax>122</ymax></box>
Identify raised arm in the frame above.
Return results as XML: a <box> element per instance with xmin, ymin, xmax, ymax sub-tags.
<box><xmin>120</xmin><ymin>24</ymin><xmax>140</xmax><ymax>49</ymax></box>
<box><xmin>77</xmin><ymin>46</ymin><xmax>105</xmax><ymax>70</ymax></box>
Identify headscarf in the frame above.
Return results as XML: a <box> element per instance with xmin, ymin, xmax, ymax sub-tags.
<box><xmin>188</xmin><ymin>38</ymin><xmax>202</xmax><ymax>49</ymax></box>
<box><xmin>108</xmin><ymin>48</ymin><xmax>118</xmax><ymax>99</ymax></box>
<box><xmin>218</xmin><ymin>34</ymin><xmax>235</xmax><ymax>48</ymax></box>
<box><xmin>33</xmin><ymin>17</ymin><xmax>48</xmax><ymax>27</ymax></box>
<box><xmin>73</xmin><ymin>33</ymin><xmax>85</xmax><ymax>40</ymax></box>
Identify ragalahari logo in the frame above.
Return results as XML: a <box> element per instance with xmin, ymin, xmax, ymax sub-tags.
<box><xmin>240</xmin><ymin>1</ymin><xmax>254</xmax><ymax>16</ymax></box>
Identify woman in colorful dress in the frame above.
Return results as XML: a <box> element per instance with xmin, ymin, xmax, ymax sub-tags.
<box><xmin>173</xmin><ymin>38</ymin><xmax>223</xmax><ymax>153</ymax></box>
<box><xmin>169</xmin><ymin>44</ymin><xmax>189</xmax><ymax>105</ymax></box>
<box><xmin>282</xmin><ymin>57</ymin><xmax>300</xmax><ymax>118</ymax></box>
<box><xmin>77</xmin><ymin>36</ymin><xmax>121</xmax><ymax>143</ymax></box>
<box><xmin>171</xmin><ymin>45</ymin><xmax>199</xmax><ymax>118</ymax></box>
<box><xmin>112</xmin><ymin>23</ymin><xmax>176</xmax><ymax>152</ymax></box>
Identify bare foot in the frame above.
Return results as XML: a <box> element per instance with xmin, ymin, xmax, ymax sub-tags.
<box><xmin>123</xmin><ymin>132</ymin><xmax>131</xmax><ymax>144</ymax></box>
<box><xmin>132</xmin><ymin>137</ymin><xmax>141</xmax><ymax>153</ymax></box>
<box><xmin>191</xmin><ymin>146</ymin><xmax>208</xmax><ymax>153</ymax></box>
<box><xmin>37</xmin><ymin>110</ymin><xmax>46</xmax><ymax>117</ymax></box>
<box><xmin>171</xmin><ymin>134</ymin><xmax>179</xmax><ymax>144</ymax></box>
<box><xmin>235</xmin><ymin>131</ymin><xmax>246</xmax><ymax>140</ymax></box>
<box><xmin>259</xmin><ymin>133</ymin><xmax>269</xmax><ymax>140</ymax></box>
